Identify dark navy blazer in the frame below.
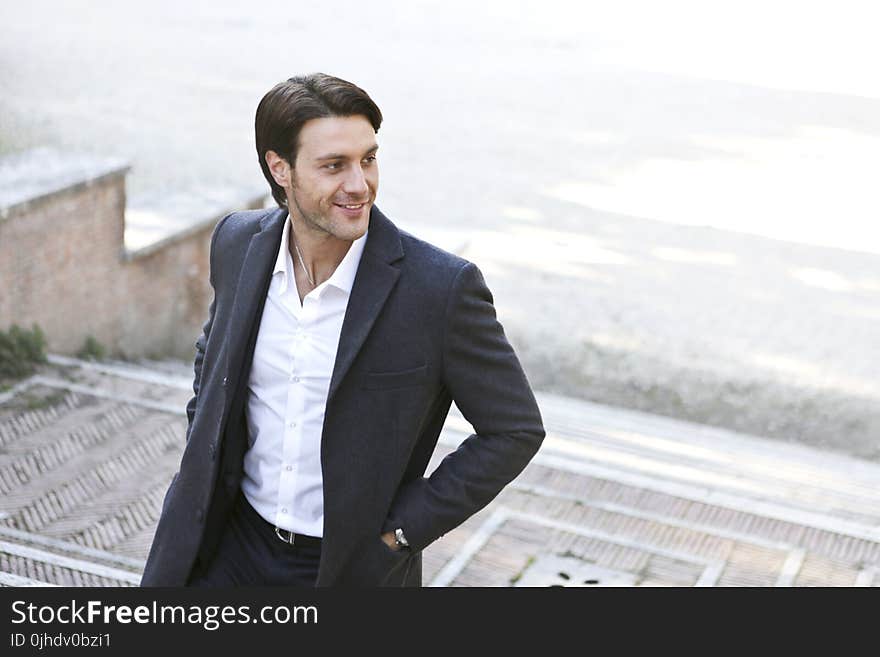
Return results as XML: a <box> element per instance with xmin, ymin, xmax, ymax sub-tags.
<box><xmin>140</xmin><ymin>205</ymin><xmax>545</xmax><ymax>586</ymax></box>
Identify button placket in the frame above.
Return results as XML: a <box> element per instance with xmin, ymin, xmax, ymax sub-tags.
<box><xmin>281</xmin><ymin>320</ymin><xmax>304</xmax><ymax>509</ymax></box>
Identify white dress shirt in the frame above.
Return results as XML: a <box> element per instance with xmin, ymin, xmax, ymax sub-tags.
<box><xmin>241</xmin><ymin>214</ymin><xmax>367</xmax><ymax>537</ymax></box>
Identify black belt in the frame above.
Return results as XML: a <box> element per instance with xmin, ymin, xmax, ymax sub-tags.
<box><xmin>272</xmin><ymin>526</ymin><xmax>322</xmax><ymax>548</ymax></box>
<box><xmin>238</xmin><ymin>493</ymin><xmax>322</xmax><ymax>549</ymax></box>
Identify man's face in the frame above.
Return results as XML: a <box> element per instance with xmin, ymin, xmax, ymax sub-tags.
<box><xmin>275</xmin><ymin>114</ymin><xmax>379</xmax><ymax>243</ymax></box>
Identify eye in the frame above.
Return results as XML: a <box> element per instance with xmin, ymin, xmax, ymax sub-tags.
<box><xmin>363</xmin><ymin>155</ymin><xmax>377</xmax><ymax>164</ymax></box>
<box><xmin>323</xmin><ymin>162</ymin><xmax>342</xmax><ymax>171</ymax></box>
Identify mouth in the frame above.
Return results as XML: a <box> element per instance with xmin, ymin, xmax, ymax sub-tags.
<box><xmin>333</xmin><ymin>201</ymin><xmax>369</xmax><ymax>217</ymax></box>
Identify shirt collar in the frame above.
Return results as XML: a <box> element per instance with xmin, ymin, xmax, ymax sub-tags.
<box><xmin>273</xmin><ymin>213</ymin><xmax>368</xmax><ymax>296</ymax></box>
<box><xmin>325</xmin><ymin>226</ymin><xmax>368</xmax><ymax>294</ymax></box>
<box><xmin>273</xmin><ymin>214</ymin><xmax>295</xmax><ymax>296</ymax></box>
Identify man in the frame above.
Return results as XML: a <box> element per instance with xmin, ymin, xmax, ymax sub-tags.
<box><xmin>141</xmin><ymin>73</ymin><xmax>544</xmax><ymax>587</ymax></box>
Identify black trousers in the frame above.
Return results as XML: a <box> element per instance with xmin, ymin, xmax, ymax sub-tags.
<box><xmin>187</xmin><ymin>491</ymin><xmax>321</xmax><ymax>587</ymax></box>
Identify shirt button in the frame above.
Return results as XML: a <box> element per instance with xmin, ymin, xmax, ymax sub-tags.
<box><xmin>288</xmin><ymin>421</ymin><xmax>297</xmax><ymax>428</ymax></box>
<box><xmin>292</xmin><ymin>376</ymin><xmax>300</xmax><ymax>383</ymax></box>
<box><xmin>286</xmin><ymin>465</ymin><xmax>293</xmax><ymax>471</ymax></box>
<box><xmin>281</xmin><ymin>508</ymin><xmax>287</xmax><ymax>514</ymax></box>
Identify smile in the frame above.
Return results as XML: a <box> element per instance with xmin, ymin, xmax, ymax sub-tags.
<box><xmin>333</xmin><ymin>202</ymin><xmax>369</xmax><ymax>217</ymax></box>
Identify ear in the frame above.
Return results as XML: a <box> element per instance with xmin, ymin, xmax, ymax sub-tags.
<box><xmin>265</xmin><ymin>150</ymin><xmax>291</xmax><ymax>189</ymax></box>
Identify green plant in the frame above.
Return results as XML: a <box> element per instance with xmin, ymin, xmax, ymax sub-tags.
<box><xmin>76</xmin><ymin>335</ymin><xmax>106</xmax><ymax>361</ymax></box>
<box><xmin>509</xmin><ymin>554</ymin><xmax>537</xmax><ymax>585</ymax></box>
<box><xmin>0</xmin><ymin>323</ymin><xmax>48</xmax><ymax>379</ymax></box>
<box><xmin>24</xmin><ymin>389</ymin><xmax>67</xmax><ymax>410</ymax></box>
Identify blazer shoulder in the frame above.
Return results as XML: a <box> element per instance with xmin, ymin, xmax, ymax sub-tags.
<box><xmin>214</xmin><ymin>207</ymin><xmax>271</xmax><ymax>241</ymax></box>
<box><xmin>398</xmin><ymin>229</ymin><xmax>471</xmax><ymax>280</ymax></box>
<box><xmin>212</xmin><ymin>207</ymin><xmax>275</xmax><ymax>256</ymax></box>
<box><xmin>395</xmin><ymin>229</ymin><xmax>489</xmax><ymax>309</ymax></box>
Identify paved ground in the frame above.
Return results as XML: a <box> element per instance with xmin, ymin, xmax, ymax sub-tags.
<box><xmin>1</xmin><ymin>356</ymin><xmax>878</xmax><ymax>587</ymax></box>
<box><xmin>464</xmin><ymin>202</ymin><xmax>880</xmax><ymax>462</ymax></box>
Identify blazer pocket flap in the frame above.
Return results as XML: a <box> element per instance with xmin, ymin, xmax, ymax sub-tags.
<box><xmin>363</xmin><ymin>364</ymin><xmax>427</xmax><ymax>390</ymax></box>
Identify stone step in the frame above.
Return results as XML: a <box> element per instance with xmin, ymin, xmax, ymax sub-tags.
<box><xmin>0</xmin><ymin>524</ymin><xmax>142</xmax><ymax>587</ymax></box>
<box><xmin>0</xmin><ymin>362</ymin><xmax>182</xmax><ymax>585</ymax></box>
<box><xmin>423</xmin><ymin>445</ymin><xmax>880</xmax><ymax>587</ymax></box>
<box><xmin>2</xmin><ymin>355</ymin><xmax>879</xmax><ymax>587</ymax></box>
<box><xmin>446</xmin><ymin>394</ymin><xmax>880</xmax><ymax>531</ymax></box>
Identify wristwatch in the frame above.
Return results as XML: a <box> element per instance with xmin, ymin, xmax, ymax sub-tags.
<box><xmin>394</xmin><ymin>527</ymin><xmax>410</xmax><ymax>549</ymax></box>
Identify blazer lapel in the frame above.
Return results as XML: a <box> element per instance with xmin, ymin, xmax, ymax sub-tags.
<box><xmin>327</xmin><ymin>206</ymin><xmax>404</xmax><ymax>403</ymax></box>
<box><xmin>222</xmin><ymin>207</ymin><xmax>286</xmax><ymax>403</ymax></box>
<box><xmin>219</xmin><ymin>205</ymin><xmax>403</xmax><ymax>409</ymax></box>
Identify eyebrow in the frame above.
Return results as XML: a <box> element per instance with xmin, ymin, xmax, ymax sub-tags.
<box><xmin>314</xmin><ymin>144</ymin><xmax>379</xmax><ymax>161</ymax></box>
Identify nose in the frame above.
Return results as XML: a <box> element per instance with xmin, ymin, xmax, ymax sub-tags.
<box><xmin>341</xmin><ymin>164</ymin><xmax>369</xmax><ymax>197</ymax></box>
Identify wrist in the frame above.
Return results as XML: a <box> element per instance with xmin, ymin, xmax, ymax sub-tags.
<box><xmin>381</xmin><ymin>531</ymin><xmax>396</xmax><ymax>549</ymax></box>
<box><xmin>381</xmin><ymin>528</ymin><xmax>410</xmax><ymax>551</ymax></box>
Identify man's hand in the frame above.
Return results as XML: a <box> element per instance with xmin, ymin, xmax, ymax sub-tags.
<box><xmin>381</xmin><ymin>531</ymin><xmax>400</xmax><ymax>551</ymax></box>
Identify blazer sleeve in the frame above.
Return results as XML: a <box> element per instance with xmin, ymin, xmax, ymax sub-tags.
<box><xmin>382</xmin><ymin>261</ymin><xmax>545</xmax><ymax>552</ymax></box>
<box><xmin>184</xmin><ymin>212</ymin><xmax>233</xmax><ymax>443</ymax></box>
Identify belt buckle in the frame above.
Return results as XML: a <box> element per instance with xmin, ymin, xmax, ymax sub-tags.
<box><xmin>274</xmin><ymin>527</ymin><xmax>296</xmax><ymax>545</ymax></box>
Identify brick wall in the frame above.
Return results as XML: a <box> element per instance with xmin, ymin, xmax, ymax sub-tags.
<box><xmin>119</xmin><ymin>226</ymin><xmax>214</xmax><ymax>358</ymax></box>
<box><xmin>0</xmin><ymin>163</ymin><xmax>262</xmax><ymax>359</ymax></box>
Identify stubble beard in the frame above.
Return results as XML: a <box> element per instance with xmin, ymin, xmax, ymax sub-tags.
<box><xmin>289</xmin><ymin>186</ymin><xmax>333</xmax><ymax>238</ymax></box>
<box><xmin>287</xmin><ymin>183</ymin><xmax>371</xmax><ymax>244</ymax></box>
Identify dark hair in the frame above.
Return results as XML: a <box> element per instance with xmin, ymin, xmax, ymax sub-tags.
<box><xmin>255</xmin><ymin>73</ymin><xmax>383</xmax><ymax>207</ymax></box>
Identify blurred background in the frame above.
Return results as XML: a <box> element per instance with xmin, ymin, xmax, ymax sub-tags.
<box><xmin>0</xmin><ymin>0</ymin><xmax>880</xmax><ymax>585</ymax></box>
<box><xmin>7</xmin><ymin>0</ymin><xmax>877</xmax><ymax>455</ymax></box>
<box><xmin>1</xmin><ymin>0</ymin><xmax>879</xmax><ymax>587</ymax></box>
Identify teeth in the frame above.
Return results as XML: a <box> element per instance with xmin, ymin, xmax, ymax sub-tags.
<box><xmin>343</xmin><ymin>204</ymin><xmax>363</xmax><ymax>209</ymax></box>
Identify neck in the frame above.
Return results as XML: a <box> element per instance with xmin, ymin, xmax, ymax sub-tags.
<box><xmin>288</xmin><ymin>217</ymin><xmax>352</xmax><ymax>287</ymax></box>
